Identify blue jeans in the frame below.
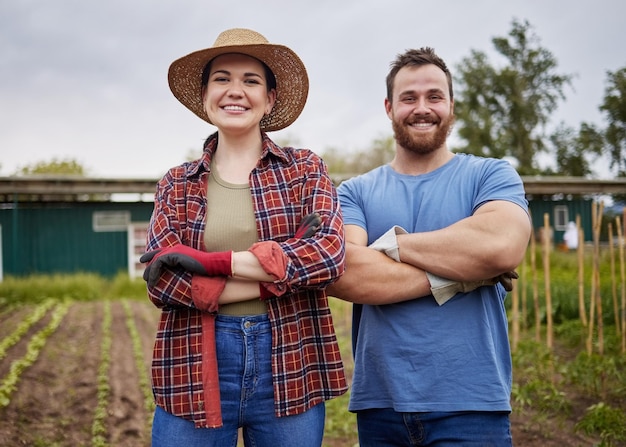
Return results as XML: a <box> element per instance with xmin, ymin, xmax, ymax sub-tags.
<box><xmin>356</xmin><ymin>408</ymin><xmax>512</xmax><ymax>447</ymax></box>
<box><xmin>152</xmin><ymin>314</ymin><xmax>325</xmax><ymax>447</ymax></box>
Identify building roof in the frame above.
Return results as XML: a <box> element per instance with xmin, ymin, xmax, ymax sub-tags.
<box><xmin>0</xmin><ymin>175</ymin><xmax>625</xmax><ymax>202</ymax></box>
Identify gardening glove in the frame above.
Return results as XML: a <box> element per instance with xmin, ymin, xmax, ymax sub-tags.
<box><xmin>369</xmin><ymin>226</ymin><xmax>516</xmax><ymax>305</ymax></box>
<box><xmin>256</xmin><ymin>212</ymin><xmax>323</xmax><ymax>301</ymax></box>
<box><xmin>427</xmin><ymin>270</ymin><xmax>519</xmax><ymax>306</ymax></box>
<box><xmin>140</xmin><ymin>244</ymin><xmax>233</xmax><ymax>287</ymax></box>
<box><xmin>368</xmin><ymin>225</ymin><xmax>408</xmax><ymax>262</ymax></box>
<box><xmin>368</xmin><ymin>226</ymin><xmax>461</xmax><ymax>304</ymax></box>
<box><xmin>294</xmin><ymin>212</ymin><xmax>323</xmax><ymax>238</ymax></box>
<box><xmin>496</xmin><ymin>270</ymin><xmax>519</xmax><ymax>291</ymax></box>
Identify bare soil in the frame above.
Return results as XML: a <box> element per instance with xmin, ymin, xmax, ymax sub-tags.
<box><xmin>0</xmin><ymin>300</ymin><xmax>611</xmax><ymax>446</ymax></box>
<box><xmin>0</xmin><ymin>300</ymin><xmax>155</xmax><ymax>447</ymax></box>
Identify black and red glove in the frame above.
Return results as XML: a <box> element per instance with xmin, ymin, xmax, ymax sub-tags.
<box><xmin>141</xmin><ymin>214</ymin><xmax>321</xmax><ymax>289</ymax></box>
<box><xmin>259</xmin><ymin>213</ymin><xmax>322</xmax><ymax>301</ymax></box>
<box><xmin>294</xmin><ymin>212</ymin><xmax>322</xmax><ymax>238</ymax></box>
<box><xmin>140</xmin><ymin>244</ymin><xmax>232</xmax><ymax>287</ymax></box>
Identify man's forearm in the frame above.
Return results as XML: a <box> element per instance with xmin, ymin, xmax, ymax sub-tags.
<box><xmin>326</xmin><ymin>243</ymin><xmax>432</xmax><ymax>305</ymax></box>
<box><xmin>396</xmin><ymin>201</ymin><xmax>531</xmax><ymax>280</ymax></box>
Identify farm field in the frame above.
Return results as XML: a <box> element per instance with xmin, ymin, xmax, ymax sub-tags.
<box><xmin>0</xmin><ymin>295</ymin><xmax>624</xmax><ymax>446</ymax></box>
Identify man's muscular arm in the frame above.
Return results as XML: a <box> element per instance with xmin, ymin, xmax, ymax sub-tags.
<box><xmin>327</xmin><ymin>225</ymin><xmax>432</xmax><ymax>304</ymax></box>
<box><xmin>397</xmin><ymin>200</ymin><xmax>531</xmax><ymax>281</ymax></box>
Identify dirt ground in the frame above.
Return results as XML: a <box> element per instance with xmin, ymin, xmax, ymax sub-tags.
<box><xmin>0</xmin><ymin>300</ymin><xmax>156</xmax><ymax>447</ymax></box>
<box><xmin>0</xmin><ymin>300</ymin><xmax>607</xmax><ymax>446</ymax></box>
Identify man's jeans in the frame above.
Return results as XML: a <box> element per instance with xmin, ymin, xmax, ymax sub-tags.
<box><xmin>152</xmin><ymin>314</ymin><xmax>325</xmax><ymax>447</ymax></box>
<box><xmin>357</xmin><ymin>408</ymin><xmax>513</xmax><ymax>446</ymax></box>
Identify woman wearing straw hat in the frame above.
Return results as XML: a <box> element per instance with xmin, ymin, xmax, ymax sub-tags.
<box><xmin>140</xmin><ymin>28</ymin><xmax>347</xmax><ymax>446</ymax></box>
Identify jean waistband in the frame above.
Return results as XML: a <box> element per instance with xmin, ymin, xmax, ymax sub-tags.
<box><xmin>215</xmin><ymin>313</ymin><xmax>270</xmax><ymax>332</ymax></box>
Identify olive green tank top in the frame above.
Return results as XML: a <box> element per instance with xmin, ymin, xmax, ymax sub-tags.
<box><xmin>204</xmin><ymin>167</ymin><xmax>267</xmax><ymax>315</ymax></box>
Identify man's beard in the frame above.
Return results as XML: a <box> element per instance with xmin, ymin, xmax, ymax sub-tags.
<box><xmin>392</xmin><ymin>113</ymin><xmax>455</xmax><ymax>155</ymax></box>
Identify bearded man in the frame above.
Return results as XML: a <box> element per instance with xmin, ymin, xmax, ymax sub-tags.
<box><xmin>328</xmin><ymin>47</ymin><xmax>531</xmax><ymax>447</ymax></box>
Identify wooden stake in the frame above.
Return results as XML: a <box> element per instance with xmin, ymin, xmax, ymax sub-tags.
<box><xmin>591</xmin><ymin>201</ymin><xmax>604</xmax><ymax>355</ymax></box>
<box><xmin>543</xmin><ymin>213</ymin><xmax>553</xmax><ymax>350</ymax></box>
<box><xmin>530</xmin><ymin>224</ymin><xmax>540</xmax><ymax>342</ymax></box>
<box><xmin>576</xmin><ymin>215</ymin><xmax>587</xmax><ymax>327</ymax></box>
<box><xmin>521</xmin><ymin>246</ymin><xmax>528</xmax><ymax>334</ymax></box>
<box><xmin>587</xmin><ymin>202</ymin><xmax>598</xmax><ymax>355</ymax></box>
<box><xmin>511</xmin><ymin>273</ymin><xmax>520</xmax><ymax>352</ymax></box>
<box><xmin>616</xmin><ymin>215</ymin><xmax>625</xmax><ymax>354</ymax></box>
<box><xmin>608</xmin><ymin>223</ymin><xmax>621</xmax><ymax>336</ymax></box>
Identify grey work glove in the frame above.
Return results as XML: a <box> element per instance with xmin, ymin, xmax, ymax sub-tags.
<box><xmin>368</xmin><ymin>226</ymin><xmax>460</xmax><ymax>305</ymax></box>
<box><xmin>368</xmin><ymin>225</ymin><xmax>408</xmax><ymax>261</ymax></box>
<box><xmin>369</xmin><ymin>226</ymin><xmax>518</xmax><ymax>306</ymax></box>
<box><xmin>427</xmin><ymin>270</ymin><xmax>519</xmax><ymax>305</ymax></box>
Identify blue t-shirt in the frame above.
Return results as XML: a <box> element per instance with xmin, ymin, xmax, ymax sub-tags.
<box><xmin>337</xmin><ymin>153</ymin><xmax>528</xmax><ymax>413</ymax></box>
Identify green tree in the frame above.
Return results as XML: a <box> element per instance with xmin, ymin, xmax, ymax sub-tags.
<box><xmin>319</xmin><ymin>146</ymin><xmax>351</xmax><ymax>175</ymax></box>
<box><xmin>453</xmin><ymin>50</ymin><xmax>502</xmax><ymax>158</ymax></box>
<box><xmin>599</xmin><ymin>67</ymin><xmax>626</xmax><ymax>176</ymax></box>
<box><xmin>321</xmin><ymin>135</ymin><xmax>394</xmax><ymax>177</ymax></box>
<box><xmin>545</xmin><ymin>122</ymin><xmax>604</xmax><ymax>177</ymax></box>
<box><xmin>350</xmin><ymin>135</ymin><xmax>395</xmax><ymax>174</ymax></box>
<box><xmin>16</xmin><ymin>157</ymin><xmax>88</xmax><ymax>176</ymax></box>
<box><xmin>453</xmin><ymin>19</ymin><xmax>573</xmax><ymax>174</ymax></box>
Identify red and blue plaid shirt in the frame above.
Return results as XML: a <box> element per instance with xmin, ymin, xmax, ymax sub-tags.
<box><xmin>145</xmin><ymin>132</ymin><xmax>347</xmax><ymax>427</ymax></box>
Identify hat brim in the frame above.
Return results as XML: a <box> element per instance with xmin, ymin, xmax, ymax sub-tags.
<box><xmin>168</xmin><ymin>43</ymin><xmax>308</xmax><ymax>132</ymax></box>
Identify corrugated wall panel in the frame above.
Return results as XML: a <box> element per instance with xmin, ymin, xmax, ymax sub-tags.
<box><xmin>528</xmin><ymin>198</ymin><xmax>593</xmax><ymax>243</ymax></box>
<box><xmin>0</xmin><ymin>202</ymin><xmax>154</xmax><ymax>277</ymax></box>
<box><xmin>1</xmin><ymin>197</ymin><xmax>601</xmax><ymax>277</ymax></box>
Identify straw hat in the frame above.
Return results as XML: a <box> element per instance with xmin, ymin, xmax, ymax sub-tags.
<box><xmin>168</xmin><ymin>28</ymin><xmax>309</xmax><ymax>132</ymax></box>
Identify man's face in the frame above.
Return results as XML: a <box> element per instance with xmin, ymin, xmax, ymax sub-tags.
<box><xmin>385</xmin><ymin>64</ymin><xmax>454</xmax><ymax>155</ymax></box>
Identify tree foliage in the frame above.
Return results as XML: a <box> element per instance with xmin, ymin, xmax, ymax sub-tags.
<box><xmin>545</xmin><ymin>122</ymin><xmax>604</xmax><ymax>177</ymax></box>
<box><xmin>16</xmin><ymin>158</ymin><xmax>88</xmax><ymax>176</ymax></box>
<box><xmin>321</xmin><ymin>135</ymin><xmax>394</xmax><ymax>176</ymax></box>
<box><xmin>599</xmin><ymin>67</ymin><xmax>626</xmax><ymax>176</ymax></box>
<box><xmin>453</xmin><ymin>19</ymin><xmax>573</xmax><ymax>174</ymax></box>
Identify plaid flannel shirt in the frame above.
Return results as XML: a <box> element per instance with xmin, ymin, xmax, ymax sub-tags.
<box><xmin>145</xmin><ymin>132</ymin><xmax>348</xmax><ymax>428</ymax></box>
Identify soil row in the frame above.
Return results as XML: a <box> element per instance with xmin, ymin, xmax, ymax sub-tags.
<box><xmin>0</xmin><ymin>299</ymin><xmax>160</xmax><ymax>447</ymax></box>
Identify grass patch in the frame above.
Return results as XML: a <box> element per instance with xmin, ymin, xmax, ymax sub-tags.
<box><xmin>0</xmin><ymin>272</ymin><xmax>147</xmax><ymax>305</ymax></box>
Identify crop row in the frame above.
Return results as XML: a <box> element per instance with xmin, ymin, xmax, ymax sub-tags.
<box><xmin>0</xmin><ymin>298</ymin><xmax>156</xmax><ymax>446</ymax></box>
<box><xmin>0</xmin><ymin>300</ymin><xmax>70</xmax><ymax>408</ymax></box>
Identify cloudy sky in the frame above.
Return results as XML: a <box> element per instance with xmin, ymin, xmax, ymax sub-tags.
<box><xmin>1</xmin><ymin>0</ymin><xmax>624</xmax><ymax>179</ymax></box>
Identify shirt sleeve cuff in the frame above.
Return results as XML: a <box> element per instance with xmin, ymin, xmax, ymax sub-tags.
<box><xmin>191</xmin><ymin>275</ymin><xmax>226</xmax><ymax>312</ymax></box>
<box><xmin>248</xmin><ymin>241</ymin><xmax>289</xmax><ymax>296</ymax></box>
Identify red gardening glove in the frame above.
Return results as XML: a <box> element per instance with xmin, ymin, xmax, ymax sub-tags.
<box><xmin>257</xmin><ymin>213</ymin><xmax>321</xmax><ymax>301</ymax></box>
<box><xmin>295</xmin><ymin>212</ymin><xmax>322</xmax><ymax>238</ymax></box>
<box><xmin>140</xmin><ymin>244</ymin><xmax>232</xmax><ymax>287</ymax></box>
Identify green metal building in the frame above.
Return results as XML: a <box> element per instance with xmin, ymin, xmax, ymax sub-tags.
<box><xmin>0</xmin><ymin>176</ymin><xmax>624</xmax><ymax>278</ymax></box>
<box><xmin>0</xmin><ymin>176</ymin><xmax>157</xmax><ymax>278</ymax></box>
<box><xmin>526</xmin><ymin>196</ymin><xmax>594</xmax><ymax>245</ymax></box>
<box><xmin>1</xmin><ymin>201</ymin><xmax>153</xmax><ymax>277</ymax></box>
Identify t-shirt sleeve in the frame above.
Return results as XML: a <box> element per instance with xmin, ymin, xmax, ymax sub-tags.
<box><xmin>475</xmin><ymin>159</ymin><xmax>528</xmax><ymax>214</ymax></box>
<box><xmin>337</xmin><ymin>179</ymin><xmax>368</xmax><ymax>230</ymax></box>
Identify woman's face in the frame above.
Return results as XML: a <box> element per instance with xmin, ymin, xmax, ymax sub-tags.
<box><xmin>202</xmin><ymin>53</ymin><xmax>276</xmax><ymax>134</ymax></box>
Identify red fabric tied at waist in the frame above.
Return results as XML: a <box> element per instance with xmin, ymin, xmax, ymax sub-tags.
<box><xmin>192</xmin><ymin>275</ymin><xmax>226</xmax><ymax>428</ymax></box>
